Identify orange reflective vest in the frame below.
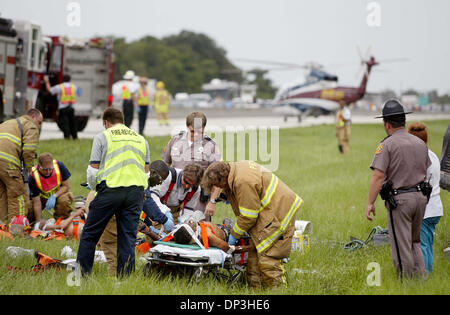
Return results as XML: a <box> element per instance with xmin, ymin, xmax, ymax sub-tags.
<box><xmin>138</xmin><ymin>88</ymin><xmax>149</xmax><ymax>105</ymax></box>
<box><xmin>60</xmin><ymin>84</ymin><xmax>76</xmax><ymax>104</ymax></box>
<box><xmin>72</xmin><ymin>218</ymin><xmax>84</xmax><ymax>240</ymax></box>
<box><xmin>0</xmin><ymin>225</ymin><xmax>13</xmax><ymax>239</ymax></box>
<box><xmin>31</xmin><ymin>160</ymin><xmax>62</xmax><ymax>199</ymax></box>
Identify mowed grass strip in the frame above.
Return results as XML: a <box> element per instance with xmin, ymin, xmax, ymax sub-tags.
<box><xmin>0</xmin><ymin>120</ymin><xmax>448</xmax><ymax>295</ymax></box>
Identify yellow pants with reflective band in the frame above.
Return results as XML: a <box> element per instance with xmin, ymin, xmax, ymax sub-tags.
<box><xmin>246</xmin><ymin>245</ymin><xmax>287</xmax><ymax>289</ymax></box>
<box><xmin>0</xmin><ymin>161</ymin><xmax>29</xmax><ymax>222</ymax></box>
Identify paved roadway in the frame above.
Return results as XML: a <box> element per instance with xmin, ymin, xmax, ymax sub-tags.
<box><xmin>39</xmin><ymin>108</ymin><xmax>450</xmax><ymax>140</ymax></box>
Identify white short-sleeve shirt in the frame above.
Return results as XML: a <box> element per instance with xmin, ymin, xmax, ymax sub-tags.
<box><xmin>425</xmin><ymin>149</ymin><xmax>443</xmax><ymax>219</ymax></box>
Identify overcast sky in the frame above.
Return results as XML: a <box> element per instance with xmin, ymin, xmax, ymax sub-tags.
<box><xmin>1</xmin><ymin>0</ymin><xmax>449</xmax><ymax>94</ymax></box>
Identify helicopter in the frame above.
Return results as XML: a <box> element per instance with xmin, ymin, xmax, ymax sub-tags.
<box><xmin>273</xmin><ymin>56</ymin><xmax>378</xmax><ymax>121</ymax></box>
<box><xmin>235</xmin><ymin>48</ymin><xmax>406</xmax><ymax>122</ymax></box>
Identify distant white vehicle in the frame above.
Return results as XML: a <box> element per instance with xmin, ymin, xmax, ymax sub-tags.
<box><xmin>175</xmin><ymin>92</ymin><xmax>189</xmax><ymax>100</ymax></box>
<box><xmin>190</xmin><ymin>93</ymin><xmax>213</xmax><ymax>108</ymax></box>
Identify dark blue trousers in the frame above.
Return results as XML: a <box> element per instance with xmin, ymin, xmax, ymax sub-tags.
<box><xmin>123</xmin><ymin>100</ymin><xmax>134</xmax><ymax>128</ymax></box>
<box><xmin>138</xmin><ymin>105</ymin><xmax>149</xmax><ymax>135</ymax></box>
<box><xmin>77</xmin><ymin>182</ymin><xmax>144</xmax><ymax>277</ymax></box>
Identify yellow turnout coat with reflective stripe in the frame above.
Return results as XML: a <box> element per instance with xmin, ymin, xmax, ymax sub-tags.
<box><xmin>0</xmin><ymin>115</ymin><xmax>39</xmax><ymax>171</ymax></box>
<box><xmin>226</xmin><ymin>161</ymin><xmax>303</xmax><ymax>258</ymax></box>
<box><xmin>96</xmin><ymin>124</ymin><xmax>148</xmax><ymax>188</ymax></box>
<box><xmin>153</xmin><ymin>90</ymin><xmax>170</xmax><ymax>113</ymax></box>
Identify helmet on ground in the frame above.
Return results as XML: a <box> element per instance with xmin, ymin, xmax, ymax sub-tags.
<box><xmin>156</xmin><ymin>81</ymin><xmax>165</xmax><ymax>90</ymax></box>
<box><xmin>10</xmin><ymin>215</ymin><xmax>30</xmax><ymax>227</ymax></box>
<box><xmin>9</xmin><ymin>215</ymin><xmax>30</xmax><ymax>234</ymax></box>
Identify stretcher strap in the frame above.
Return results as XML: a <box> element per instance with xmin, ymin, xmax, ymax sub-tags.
<box><xmin>199</xmin><ymin>222</ymin><xmax>209</xmax><ymax>249</ymax></box>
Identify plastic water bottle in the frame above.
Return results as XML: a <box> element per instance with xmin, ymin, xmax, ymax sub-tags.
<box><xmin>6</xmin><ymin>246</ymin><xmax>34</xmax><ymax>258</ymax></box>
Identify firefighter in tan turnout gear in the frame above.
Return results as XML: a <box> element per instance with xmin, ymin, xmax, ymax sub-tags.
<box><xmin>336</xmin><ymin>101</ymin><xmax>351</xmax><ymax>154</ymax></box>
<box><xmin>202</xmin><ymin>160</ymin><xmax>304</xmax><ymax>288</ymax></box>
<box><xmin>0</xmin><ymin>109</ymin><xmax>42</xmax><ymax>229</ymax></box>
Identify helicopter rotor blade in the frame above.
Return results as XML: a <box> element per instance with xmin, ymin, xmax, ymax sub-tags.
<box><xmin>356</xmin><ymin>45</ymin><xmax>364</xmax><ymax>63</ymax></box>
<box><xmin>232</xmin><ymin>58</ymin><xmax>308</xmax><ymax>69</ymax></box>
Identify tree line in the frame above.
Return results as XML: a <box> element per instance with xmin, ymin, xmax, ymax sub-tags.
<box><xmin>112</xmin><ymin>30</ymin><xmax>277</xmax><ymax>99</ymax></box>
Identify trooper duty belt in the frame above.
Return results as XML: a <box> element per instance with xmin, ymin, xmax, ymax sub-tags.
<box><xmin>392</xmin><ymin>185</ymin><xmax>422</xmax><ymax>195</ymax></box>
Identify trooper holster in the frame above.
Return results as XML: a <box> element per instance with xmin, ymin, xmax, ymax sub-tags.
<box><xmin>379</xmin><ymin>180</ymin><xmax>398</xmax><ymax>210</ymax></box>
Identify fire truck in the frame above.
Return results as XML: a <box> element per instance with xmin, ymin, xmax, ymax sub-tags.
<box><xmin>0</xmin><ymin>17</ymin><xmax>114</xmax><ymax>131</ymax></box>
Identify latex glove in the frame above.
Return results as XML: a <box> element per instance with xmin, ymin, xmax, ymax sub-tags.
<box><xmin>163</xmin><ymin>219</ymin><xmax>175</xmax><ymax>232</ymax></box>
<box><xmin>87</xmin><ymin>165</ymin><xmax>99</xmax><ymax>189</ymax></box>
<box><xmin>150</xmin><ymin>226</ymin><xmax>167</xmax><ymax>239</ymax></box>
<box><xmin>228</xmin><ymin>234</ymin><xmax>238</xmax><ymax>246</ymax></box>
<box><xmin>137</xmin><ymin>106</ymin><xmax>141</xmax><ymax>113</ymax></box>
<box><xmin>165</xmin><ymin>211</ymin><xmax>173</xmax><ymax>223</ymax></box>
<box><xmin>45</xmin><ymin>195</ymin><xmax>57</xmax><ymax>210</ymax></box>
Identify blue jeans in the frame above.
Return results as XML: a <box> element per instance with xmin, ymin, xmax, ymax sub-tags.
<box><xmin>420</xmin><ymin>216</ymin><xmax>441</xmax><ymax>273</ymax></box>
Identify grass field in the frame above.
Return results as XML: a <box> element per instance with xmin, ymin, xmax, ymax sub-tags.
<box><xmin>0</xmin><ymin>119</ymin><xmax>449</xmax><ymax>295</ymax></box>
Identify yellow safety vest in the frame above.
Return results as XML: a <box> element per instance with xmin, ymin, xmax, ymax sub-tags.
<box><xmin>138</xmin><ymin>88</ymin><xmax>149</xmax><ymax>106</ymax></box>
<box><xmin>31</xmin><ymin>160</ymin><xmax>62</xmax><ymax>199</ymax></box>
<box><xmin>336</xmin><ymin>109</ymin><xmax>345</xmax><ymax>127</ymax></box>
<box><xmin>60</xmin><ymin>84</ymin><xmax>76</xmax><ymax>104</ymax></box>
<box><xmin>122</xmin><ymin>85</ymin><xmax>131</xmax><ymax>100</ymax></box>
<box><xmin>96</xmin><ymin>124</ymin><xmax>148</xmax><ymax>188</ymax></box>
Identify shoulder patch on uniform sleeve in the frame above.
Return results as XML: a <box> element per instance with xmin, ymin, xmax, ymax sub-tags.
<box><xmin>375</xmin><ymin>143</ymin><xmax>383</xmax><ymax>155</ymax></box>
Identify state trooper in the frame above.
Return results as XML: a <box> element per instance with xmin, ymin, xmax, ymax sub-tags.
<box><xmin>366</xmin><ymin>99</ymin><xmax>431</xmax><ymax>279</ymax></box>
<box><xmin>161</xmin><ymin>112</ymin><xmax>222</xmax><ymax>218</ymax></box>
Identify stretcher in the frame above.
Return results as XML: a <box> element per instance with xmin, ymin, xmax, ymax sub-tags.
<box><xmin>144</xmin><ymin>240</ymin><xmax>247</xmax><ymax>284</ymax></box>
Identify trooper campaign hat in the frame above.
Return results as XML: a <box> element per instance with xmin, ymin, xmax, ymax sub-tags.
<box><xmin>375</xmin><ymin>99</ymin><xmax>413</xmax><ymax>118</ymax></box>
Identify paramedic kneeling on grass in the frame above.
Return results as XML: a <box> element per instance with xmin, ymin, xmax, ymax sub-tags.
<box><xmin>77</xmin><ymin>108</ymin><xmax>150</xmax><ymax>277</ymax></box>
<box><xmin>27</xmin><ymin>153</ymin><xmax>73</xmax><ymax>223</ymax></box>
<box><xmin>202</xmin><ymin>161</ymin><xmax>304</xmax><ymax>289</ymax></box>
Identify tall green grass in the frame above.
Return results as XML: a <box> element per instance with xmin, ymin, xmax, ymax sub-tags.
<box><xmin>0</xmin><ymin>120</ymin><xmax>448</xmax><ymax>295</ymax></box>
